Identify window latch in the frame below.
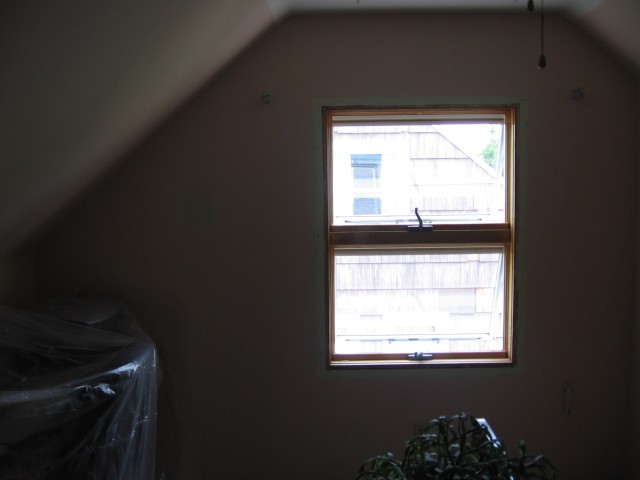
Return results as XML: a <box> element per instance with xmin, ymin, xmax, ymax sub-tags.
<box><xmin>407</xmin><ymin>352</ymin><xmax>434</xmax><ymax>361</ymax></box>
<box><xmin>408</xmin><ymin>208</ymin><xmax>433</xmax><ymax>232</ymax></box>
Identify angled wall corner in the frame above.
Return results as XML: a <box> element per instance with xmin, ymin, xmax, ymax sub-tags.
<box><xmin>577</xmin><ymin>0</ymin><xmax>640</xmax><ymax>77</ymax></box>
<box><xmin>0</xmin><ymin>0</ymin><xmax>276</xmax><ymax>255</ymax></box>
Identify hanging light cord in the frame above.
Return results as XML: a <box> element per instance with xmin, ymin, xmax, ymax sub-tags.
<box><xmin>539</xmin><ymin>0</ymin><xmax>546</xmax><ymax>68</ymax></box>
<box><xmin>527</xmin><ymin>0</ymin><xmax>547</xmax><ymax>68</ymax></box>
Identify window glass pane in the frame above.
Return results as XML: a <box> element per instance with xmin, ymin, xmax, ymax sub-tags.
<box><xmin>351</xmin><ymin>154</ymin><xmax>382</xmax><ymax>188</ymax></box>
<box><xmin>353</xmin><ymin>166</ymin><xmax>379</xmax><ymax>189</ymax></box>
<box><xmin>333</xmin><ymin>248</ymin><xmax>505</xmax><ymax>355</ymax></box>
<box><xmin>353</xmin><ymin>197</ymin><xmax>381</xmax><ymax>215</ymax></box>
<box><xmin>332</xmin><ymin>122</ymin><xmax>506</xmax><ymax>225</ymax></box>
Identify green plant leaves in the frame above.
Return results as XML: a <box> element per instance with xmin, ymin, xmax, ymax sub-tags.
<box><xmin>354</xmin><ymin>413</ymin><xmax>556</xmax><ymax>480</ymax></box>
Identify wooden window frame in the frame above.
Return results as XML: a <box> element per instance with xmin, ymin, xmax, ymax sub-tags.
<box><xmin>325</xmin><ymin>105</ymin><xmax>517</xmax><ymax>368</ymax></box>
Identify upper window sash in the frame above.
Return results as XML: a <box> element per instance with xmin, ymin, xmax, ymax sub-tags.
<box><xmin>326</xmin><ymin>106</ymin><xmax>516</xmax><ymax>230</ymax></box>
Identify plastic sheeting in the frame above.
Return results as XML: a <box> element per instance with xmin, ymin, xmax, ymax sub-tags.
<box><xmin>0</xmin><ymin>299</ymin><xmax>157</xmax><ymax>480</ymax></box>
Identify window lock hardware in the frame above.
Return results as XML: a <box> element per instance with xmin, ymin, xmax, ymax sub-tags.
<box><xmin>408</xmin><ymin>208</ymin><xmax>433</xmax><ymax>232</ymax></box>
<box><xmin>407</xmin><ymin>352</ymin><xmax>434</xmax><ymax>361</ymax></box>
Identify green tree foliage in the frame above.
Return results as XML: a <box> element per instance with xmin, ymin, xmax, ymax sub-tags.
<box><xmin>481</xmin><ymin>127</ymin><xmax>498</xmax><ymax>168</ymax></box>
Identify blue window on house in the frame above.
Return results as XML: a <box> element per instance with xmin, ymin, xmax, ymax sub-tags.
<box><xmin>351</xmin><ymin>154</ymin><xmax>381</xmax><ymax>188</ymax></box>
<box><xmin>353</xmin><ymin>197</ymin><xmax>381</xmax><ymax>215</ymax></box>
<box><xmin>351</xmin><ymin>154</ymin><xmax>381</xmax><ymax>215</ymax></box>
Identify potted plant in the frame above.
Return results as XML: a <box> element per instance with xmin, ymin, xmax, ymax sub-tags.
<box><xmin>355</xmin><ymin>413</ymin><xmax>555</xmax><ymax>479</ymax></box>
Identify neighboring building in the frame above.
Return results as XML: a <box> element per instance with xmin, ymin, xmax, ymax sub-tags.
<box><xmin>332</xmin><ymin>125</ymin><xmax>505</xmax><ymax>354</ymax></box>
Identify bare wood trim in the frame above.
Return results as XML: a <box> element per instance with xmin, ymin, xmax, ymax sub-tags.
<box><xmin>324</xmin><ymin>104</ymin><xmax>517</xmax><ymax>369</ymax></box>
<box><xmin>330</xmin><ymin>107</ymin><xmax>514</xmax><ymax>123</ymax></box>
<box><xmin>330</xmin><ymin>229</ymin><xmax>511</xmax><ymax>246</ymax></box>
<box><xmin>333</xmin><ymin>351</ymin><xmax>509</xmax><ymax>360</ymax></box>
<box><xmin>331</xmin><ymin>223</ymin><xmax>510</xmax><ymax>233</ymax></box>
<box><xmin>330</xmin><ymin>351</ymin><xmax>512</xmax><ymax>368</ymax></box>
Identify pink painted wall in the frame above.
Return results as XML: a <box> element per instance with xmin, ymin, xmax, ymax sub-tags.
<box><xmin>0</xmin><ymin>252</ymin><xmax>34</xmax><ymax>308</ymax></box>
<box><xmin>35</xmin><ymin>13</ymin><xmax>638</xmax><ymax>479</ymax></box>
<box><xmin>627</xmin><ymin>80</ymin><xmax>640</xmax><ymax>477</ymax></box>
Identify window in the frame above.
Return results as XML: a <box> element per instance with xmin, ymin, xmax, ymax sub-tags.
<box><xmin>352</xmin><ymin>154</ymin><xmax>382</xmax><ymax>215</ymax></box>
<box><xmin>325</xmin><ymin>106</ymin><xmax>516</xmax><ymax>367</ymax></box>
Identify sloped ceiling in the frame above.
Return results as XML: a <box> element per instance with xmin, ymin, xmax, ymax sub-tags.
<box><xmin>0</xmin><ymin>0</ymin><xmax>638</xmax><ymax>255</ymax></box>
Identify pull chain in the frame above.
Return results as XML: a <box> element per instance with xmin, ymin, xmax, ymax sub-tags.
<box><xmin>527</xmin><ymin>0</ymin><xmax>547</xmax><ymax>69</ymax></box>
<box><xmin>539</xmin><ymin>0</ymin><xmax>546</xmax><ymax>68</ymax></box>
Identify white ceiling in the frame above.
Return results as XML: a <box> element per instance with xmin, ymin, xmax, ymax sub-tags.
<box><xmin>0</xmin><ymin>0</ymin><xmax>638</xmax><ymax>255</ymax></box>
